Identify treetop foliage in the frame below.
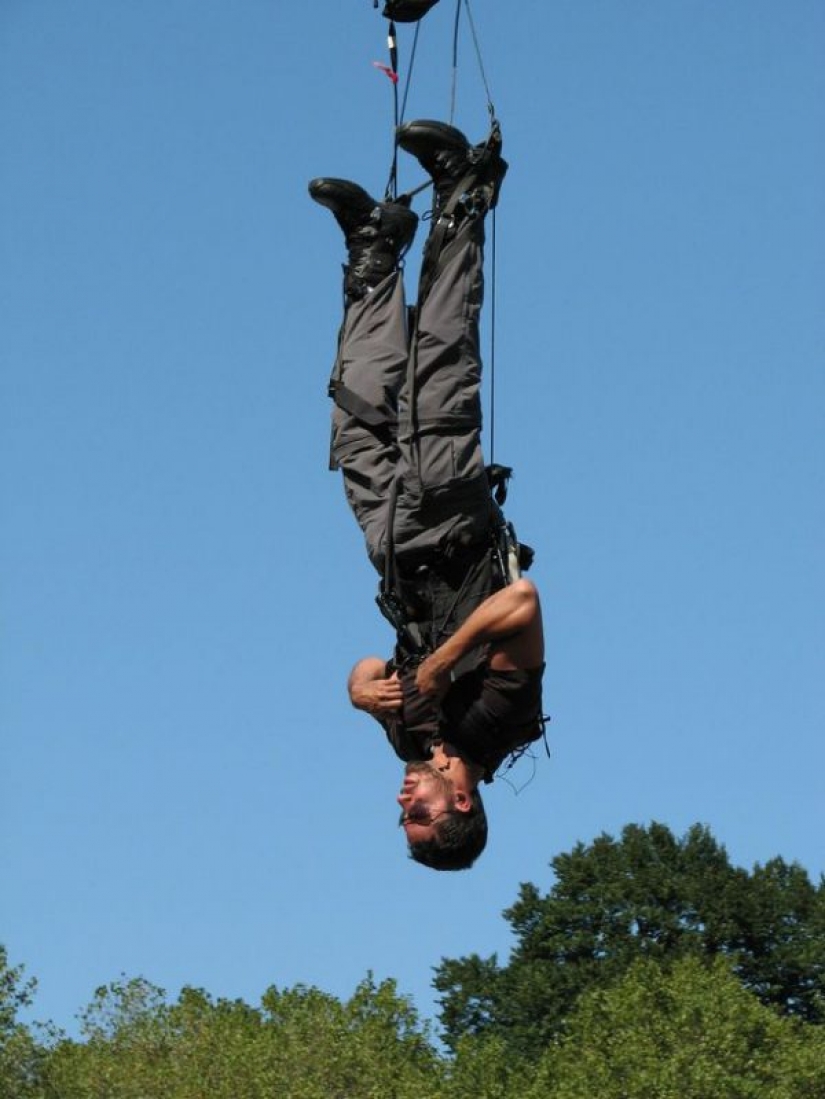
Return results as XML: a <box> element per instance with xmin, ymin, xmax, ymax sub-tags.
<box><xmin>526</xmin><ymin>956</ymin><xmax>825</xmax><ymax>1099</ymax></box>
<box><xmin>434</xmin><ymin>821</ymin><xmax>825</xmax><ymax>1056</ymax></box>
<box><xmin>2</xmin><ymin>822</ymin><xmax>824</xmax><ymax>1097</ymax></box>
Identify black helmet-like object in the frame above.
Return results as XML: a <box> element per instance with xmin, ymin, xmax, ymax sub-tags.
<box><xmin>382</xmin><ymin>0</ymin><xmax>440</xmax><ymax>23</ymax></box>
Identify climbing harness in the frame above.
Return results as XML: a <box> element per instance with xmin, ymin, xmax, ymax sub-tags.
<box><xmin>375</xmin><ymin>462</ymin><xmax>534</xmax><ymax>660</ymax></box>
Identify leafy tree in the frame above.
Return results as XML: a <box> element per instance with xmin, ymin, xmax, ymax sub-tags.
<box><xmin>40</xmin><ymin>973</ymin><xmax>442</xmax><ymax>1099</ymax></box>
<box><xmin>736</xmin><ymin>857</ymin><xmax>825</xmax><ymax>1021</ymax></box>
<box><xmin>441</xmin><ymin>1033</ymin><xmax>525</xmax><ymax>1099</ymax></box>
<box><xmin>0</xmin><ymin>945</ymin><xmax>43</xmax><ymax>1099</ymax></box>
<box><xmin>0</xmin><ymin>946</ymin><xmax>35</xmax><ymax>1036</ymax></box>
<box><xmin>256</xmin><ymin>975</ymin><xmax>441</xmax><ymax>1099</ymax></box>
<box><xmin>434</xmin><ymin>823</ymin><xmax>825</xmax><ymax>1056</ymax></box>
<box><xmin>164</xmin><ymin>985</ymin><xmax>265</xmax><ymax>1099</ymax></box>
<box><xmin>526</xmin><ymin>956</ymin><xmax>825</xmax><ymax>1099</ymax></box>
<box><xmin>42</xmin><ymin>977</ymin><xmax>174</xmax><ymax>1099</ymax></box>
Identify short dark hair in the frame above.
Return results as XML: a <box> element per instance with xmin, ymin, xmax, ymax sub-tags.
<box><xmin>407</xmin><ymin>788</ymin><xmax>488</xmax><ymax>871</ymax></box>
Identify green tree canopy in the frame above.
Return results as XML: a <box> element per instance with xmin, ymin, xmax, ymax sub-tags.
<box><xmin>434</xmin><ymin>822</ymin><xmax>825</xmax><ymax>1057</ymax></box>
<box><xmin>42</xmin><ymin>973</ymin><xmax>442</xmax><ymax>1099</ymax></box>
<box><xmin>527</xmin><ymin>956</ymin><xmax>825</xmax><ymax>1099</ymax></box>
<box><xmin>9</xmin><ymin>823</ymin><xmax>825</xmax><ymax>1096</ymax></box>
<box><xmin>0</xmin><ymin>946</ymin><xmax>42</xmax><ymax>1099</ymax></box>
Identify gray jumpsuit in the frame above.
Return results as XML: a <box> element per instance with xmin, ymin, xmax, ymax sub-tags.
<box><xmin>328</xmin><ymin>212</ymin><xmax>499</xmax><ymax>649</ymax></box>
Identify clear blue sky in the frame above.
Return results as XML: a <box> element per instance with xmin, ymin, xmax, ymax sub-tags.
<box><xmin>3</xmin><ymin>0</ymin><xmax>824</xmax><ymax>1038</ymax></box>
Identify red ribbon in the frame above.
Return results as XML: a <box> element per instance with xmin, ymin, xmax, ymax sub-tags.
<box><xmin>372</xmin><ymin>61</ymin><xmax>399</xmax><ymax>84</ymax></box>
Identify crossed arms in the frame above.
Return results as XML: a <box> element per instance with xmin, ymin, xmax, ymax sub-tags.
<box><xmin>348</xmin><ymin>578</ymin><xmax>544</xmax><ymax>717</ymax></box>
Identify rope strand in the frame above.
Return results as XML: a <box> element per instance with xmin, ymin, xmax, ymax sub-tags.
<box><xmin>489</xmin><ymin>206</ymin><xmax>497</xmax><ymax>466</ymax></box>
<box><xmin>463</xmin><ymin>0</ymin><xmax>495</xmax><ymax>120</ymax></box>
<box><xmin>449</xmin><ymin>0</ymin><xmax>461</xmax><ymax>123</ymax></box>
<box><xmin>384</xmin><ymin>20</ymin><xmax>423</xmax><ymax>199</ymax></box>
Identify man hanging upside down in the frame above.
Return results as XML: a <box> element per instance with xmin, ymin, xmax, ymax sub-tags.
<box><xmin>310</xmin><ymin>120</ymin><xmax>545</xmax><ymax>871</ymax></box>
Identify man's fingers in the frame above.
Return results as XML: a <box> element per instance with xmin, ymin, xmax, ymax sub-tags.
<box><xmin>368</xmin><ymin>679</ymin><xmax>403</xmax><ymax>712</ymax></box>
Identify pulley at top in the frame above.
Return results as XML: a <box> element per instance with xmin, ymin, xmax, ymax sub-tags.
<box><xmin>380</xmin><ymin>0</ymin><xmax>440</xmax><ymax>23</ymax></box>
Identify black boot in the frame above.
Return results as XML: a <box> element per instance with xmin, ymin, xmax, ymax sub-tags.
<box><xmin>396</xmin><ymin>119</ymin><xmax>508</xmax><ymax>220</ymax></box>
<box><xmin>308</xmin><ymin>178</ymin><xmax>418</xmax><ymax>302</ymax></box>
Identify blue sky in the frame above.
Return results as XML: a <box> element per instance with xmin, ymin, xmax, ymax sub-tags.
<box><xmin>2</xmin><ymin>0</ymin><xmax>824</xmax><ymax>1037</ymax></box>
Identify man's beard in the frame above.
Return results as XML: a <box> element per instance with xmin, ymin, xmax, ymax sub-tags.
<box><xmin>404</xmin><ymin>759</ymin><xmax>452</xmax><ymax>795</ymax></box>
<box><xmin>405</xmin><ymin>760</ymin><xmax>434</xmax><ymax>775</ymax></box>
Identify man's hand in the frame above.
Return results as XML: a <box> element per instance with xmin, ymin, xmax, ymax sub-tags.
<box><xmin>351</xmin><ymin>672</ymin><xmax>403</xmax><ymax>716</ymax></box>
<box><xmin>348</xmin><ymin>658</ymin><xmax>404</xmax><ymax>717</ymax></box>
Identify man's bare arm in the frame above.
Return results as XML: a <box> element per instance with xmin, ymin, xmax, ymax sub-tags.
<box><xmin>348</xmin><ymin>657</ymin><xmax>404</xmax><ymax>716</ymax></box>
<box><xmin>415</xmin><ymin>579</ymin><xmax>544</xmax><ymax>699</ymax></box>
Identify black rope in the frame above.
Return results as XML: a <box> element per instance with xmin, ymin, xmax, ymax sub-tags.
<box><xmin>384</xmin><ymin>19</ymin><xmax>400</xmax><ymax>199</ymax></box>
<box><xmin>489</xmin><ymin>205</ymin><xmax>497</xmax><ymax>466</ymax></box>
<box><xmin>399</xmin><ymin>22</ymin><xmax>421</xmax><ymax>124</ymax></box>
<box><xmin>449</xmin><ymin>0</ymin><xmax>461</xmax><ymax>123</ymax></box>
<box><xmin>384</xmin><ymin>20</ymin><xmax>423</xmax><ymax>200</ymax></box>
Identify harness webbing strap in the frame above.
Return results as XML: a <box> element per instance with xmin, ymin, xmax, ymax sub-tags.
<box><xmin>329</xmin><ymin>381</ymin><xmax>478</xmax><ymax>442</ymax></box>
<box><xmin>328</xmin><ymin>379</ymin><xmax>393</xmax><ymax>433</ymax></box>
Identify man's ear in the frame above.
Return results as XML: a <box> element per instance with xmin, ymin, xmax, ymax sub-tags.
<box><xmin>453</xmin><ymin>789</ymin><xmax>473</xmax><ymax>814</ymax></box>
